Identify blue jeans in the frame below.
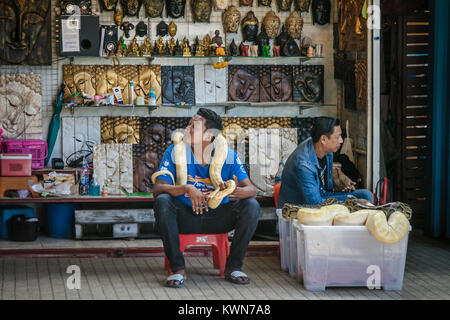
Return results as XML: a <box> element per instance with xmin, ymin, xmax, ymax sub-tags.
<box><xmin>324</xmin><ymin>189</ymin><xmax>375</xmax><ymax>204</ymax></box>
<box><xmin>154</xmin><ymin>194</ymin><xmax>260</xmax><ymax>273</ymax></box>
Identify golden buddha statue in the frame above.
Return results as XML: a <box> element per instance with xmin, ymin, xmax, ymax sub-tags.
<box><xmin>157</xmin><ymin>36</ymin><xmax>165</xmax><ymax>56</ymax></box>
<box><xmin>195</xmin><ymin>40</ymin><xmax>205</xmax><ymax>56</ymax></box>
<box><xmin>140</xmin><ymin>36</ymin><xmax>153</xmax><ymax>56</ymax></box>
<box><xmin>169</xmin><ymin>37</ymin><xmax>176</xmax><ymax>56</ymax></box>
<box><xmin>127</xmin><ymin>37</ymin><xmax>139</xmax><ymax>56</ymax></box>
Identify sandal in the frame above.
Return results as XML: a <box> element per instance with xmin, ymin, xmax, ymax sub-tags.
<box><xmin>225</xmin><ymin>270</ymin><xmax>250</xmax><ymax>285</ymax></box>
<box><xmin>165</xmin><ymin>273</ymin><xmax>185</xmax><ymax>288</ymax></box>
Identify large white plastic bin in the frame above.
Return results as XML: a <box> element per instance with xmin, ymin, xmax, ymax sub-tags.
<box><xmin>289</xmin><ymin>218</ymin><xmax>298</xmax><ymax>278</ymax></box>
<box><xmin>294</xmin><ymin>220</ymin><xmax>410</xmax><ymax>291</ymax></box>
<box><xmin>277</xmin><ymin>209</ymin><xmax>289</xmax><ymax>272</ymax></box>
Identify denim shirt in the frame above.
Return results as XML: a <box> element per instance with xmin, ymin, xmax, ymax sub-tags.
<box><xmin>278</xmin><ymin>137</ymin><xmax>334</xmax><ymax>208</ymax></box>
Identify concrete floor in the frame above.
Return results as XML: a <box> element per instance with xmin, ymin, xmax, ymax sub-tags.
<box><xmin>0</xmin><ymin>231</ymin><xmax>449</xmax><ymax>300</ymax></box>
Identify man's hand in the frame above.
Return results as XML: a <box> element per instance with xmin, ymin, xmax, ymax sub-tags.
<box><xmin>341</xmin><ymin>180</ymin><xmax>356</xmax><ymax>193</ymax></box>
<box><xmin>185</xmin><ymin>184</ymin><xmax>208</xmax><ymax>215</ymax></box>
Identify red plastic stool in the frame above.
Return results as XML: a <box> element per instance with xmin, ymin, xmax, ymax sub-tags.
<box><xmin>164</xmin><ymin>233</ymin><xmax>230</xmax><ymax>276</ymax></box>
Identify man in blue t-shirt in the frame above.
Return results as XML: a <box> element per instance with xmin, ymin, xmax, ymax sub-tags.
<box><xmin>153</xmin><ymin>108</ymin><xmax>260</xmax><ymax>288</ymax></box>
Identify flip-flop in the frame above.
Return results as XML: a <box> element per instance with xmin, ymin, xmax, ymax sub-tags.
<box><xmin>165</xmin><ymin>273</ymin><xmax>185</xmax><ymax>288</ymax></box>
<box><xmin>225</xmin><ymin>270</ymin><xmax>250</xmax><ymax>285</ymax></box>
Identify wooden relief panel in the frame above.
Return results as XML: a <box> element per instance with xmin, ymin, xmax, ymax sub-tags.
<box><xmin>0</xmin><ymin>74</ymin><xmax>43</xmax><ymax>139</ymax></box>
<box><xmin>63</xmin><ymin>65</ymin><xmax>162</xmax><ymax>105</ymax></box>
<box><xmin>291</xmin><ymin>117</ymin><xmax>315</xmax><ymax>144</ymax></box>
<box><xmin>133</xmin><ymin>143</ymin><xmax>165</xmax><ymax>193</ymax></box>
<box><xmin>248</xmin><ymin>128</ymin><xmax>281</xmax><ymax>196</ymax></box>
<box><xmin>62</xmin><ymin>116</ymin><xmax>101</xmax><ymax>166</ymax></box>
<box><xmin>228</xmin><ymin>65</ymin><xmax>260</xmax><ymax>102</ymax></box>
<box><xmin>343</xmin><ymin>60</ymin><xmax>357</xmax><ymax>110</ymax></box>
<box><xmin>161</xmin><ymin>66</ymin><xmax>195</xmax><ymax>105</ymax></box>
<box><xmin>293</xmin><ymin>65</ymin><xmax>324</xmax><ymax>103</ymax></box>
<box><xmin>270</xmin><ymin>65</ymin><xmax>292</xmax><ymax>102</ymax></box>
<box><xmin>0</xmin><ymin>0</ymin><xmax>52</xmax><ymax>65</ymax></box>
<box><xmin>105</xmin><ymin>144</ymin><xmax>121</xmax><ymax>195</ymax></box>
<box><xmin>93</xmin><ymin>144</ymin><xmax>107</xmax><ymax>189</ymax></box>
<box><xmin>119</xmin><ymin>144</ymin><xmax>133</xmax><ymax>193</ymax></box>
<box><xmin>338</xmin><ymin>0</ymin><xmax>367</xmax><ymax>52</ymax></box>
<box><xmin>259</xmin><ymin>65</ymin><xmax>271</xmax><ymax>103</ymax></box>
<box><xmin>195</xmin><ymin>65</ymin><xmax>228</xmax><ymax>104</ymax></box>
<box><xmin>100</xmin><ymin>117</ymin><xmax>140</xmax><ymax>144</ymax></box>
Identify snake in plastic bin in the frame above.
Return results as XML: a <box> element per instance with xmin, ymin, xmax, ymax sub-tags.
<box><xmin>151</xmin><ymin>132</ymin><xmax>236</xmax><ymax>209</ymax></box>
<box><xmin>283</xmin><ymin>198</ymin><xmax>412</xmax><ymax>244</ymax></box>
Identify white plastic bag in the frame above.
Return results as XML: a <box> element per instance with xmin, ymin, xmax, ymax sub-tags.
<box><xmin>340</xmin><ymin>120</ymin><xmax>355</xmax><ymax>164</ymax></box>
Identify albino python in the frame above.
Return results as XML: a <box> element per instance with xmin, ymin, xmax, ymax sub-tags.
<box><xmin>283</xmin><ymin>199</ymin><xmax>412</xmax><ymax>244</ymax></box>
<box><xmin>151</xmin><ymin>132</ymin><xmax>236</xmax><ymax>209</ymax></box>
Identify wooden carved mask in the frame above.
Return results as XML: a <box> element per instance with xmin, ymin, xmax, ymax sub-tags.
<box><xmin>0</xmin><ymin>0</ymin><xmax>51</xmax><ymax>65</ymax></box>
<box><xmin>143</xmin><ymin>0</ymin><xmax>164</xmax><ymax>17</ymax></box>
<box><xmin>166</xmin><ymin>0</ymin><xmax>186</xmax><ymax>18</ymax></box>
<box><xmin>191</xmin><ymin>0</ymin><xmax>213</xmax><ymax>23</ymax></box>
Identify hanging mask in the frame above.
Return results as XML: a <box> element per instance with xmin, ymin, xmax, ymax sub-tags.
<box><xmin>312</xmin><ymin>0</ymin><xmax>330</xmax><ymax>25</ymax></box>
<box><xmin>99</xmin><ymin>0</ymin><xmax>119</xmax><ymax>11</ymax></box>
<box><xmin>120</xmin><ymin>22</ymin><xmax>135</xmax><ymax>38</ymax></box>
<box><xmin>222</xmin><ymin>5</ymin><xmax>241</xmax><ymax>33</ymax></box>
<box><xmin>191</xmin><ymin>0</ymin><xmax>213</xmax><ymax>23</ymax></box>
<box><xmin>239</xmin><ymin>0</ymin><xmax>253</xmax><ymax>6</ymax></box>
<box><xmin>156</xmin><ymin>21</ymin><xmax>169</xmax><ymax>37</ymax></box>
<box><xmin>262</xmin><ymin>10</ymin><xmax>280</xmax><ymax>39</ymax></box>
<box><xmin>120</xmin><ymin>0</ymin><xmax>143</xmax><ymax>17</ymax></box>
<box><xmin>241</xmin><ymin>11</ymin><xmax>259</xmax><ymax>42</ymax></box>
<box><xmin>166</xmin><ymin>0</ymin><xmax>186</xmax><ymax>19</ymax></box>
<box><xmin>143</xmin><ymin>0</ymin><xmax>164</xmax><ymax>17</ymax></box>
<box><xmin>136</xmin><ymin>21</ymin><xmax>148</xmax><ymax>37</ymax></box>
<box><xmin>258</xmin><ymin>0</ymin><xmax>272</xmax><ymax>7</ymax></box>
<box><xmin>214</xmin><ymin>0</ymin><xmax>228</xmax><ymax>10</ymax></box>
<box><xmin>294</xmin><ymin>0</ymin><xmax>311</xmax><ymax>12</ymax></box>
<box><xmin>285</xmin><ymin>11</ymin><xmax>303</xmax><ymax>39</ymax></box>
<box><xmin>169</xmin><ymin>21</ymin><xmax>178</xmax><ymax>38</ymax></box>
<box><xmin>276</xmin><ymin>0</ymin><xmax>293</xmax><ymax>12</ymax></box>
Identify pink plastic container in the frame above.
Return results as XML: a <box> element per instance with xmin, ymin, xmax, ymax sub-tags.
<box><xmin>2</xmin><ymin>140</ymin><xmax>48</xmax><ymax>170</ymax></box>
<box><xmin>0</xmin><ymin>153</ymin><xmax>32</xmax><ymax>176</ymax></box>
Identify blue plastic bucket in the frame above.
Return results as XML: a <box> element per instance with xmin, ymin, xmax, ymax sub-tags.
<box><xmin>45</xmin><ymin>204</ymin><xmax>79</xmax><ymax>238</ymax></box>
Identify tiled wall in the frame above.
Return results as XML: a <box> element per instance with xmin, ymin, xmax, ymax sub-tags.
<box><xmin>1</xmin><ymin>0</ymin><xmax>339</xmax><ymax>161</ymax></box>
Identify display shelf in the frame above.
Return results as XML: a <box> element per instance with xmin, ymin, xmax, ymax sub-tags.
<box><xmin>0</xmin><ymin>196</ymin><xmax>273</xmax><ymax>204</ymax></box>
<box><xmin>63</xmin><ymin>102</ymin><xmax>335</xmax><ymax>115</ymax></box>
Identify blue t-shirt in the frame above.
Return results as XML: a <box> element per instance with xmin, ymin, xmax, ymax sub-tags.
<box><xmin>155</xmin><ymin>144</ymin><xmax>248</xmax><ymax>207</ymax></box>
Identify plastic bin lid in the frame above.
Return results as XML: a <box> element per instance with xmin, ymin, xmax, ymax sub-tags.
<box><xmin>0</xmin><ymin>153</ymin><xmax>32</xmax><ymax>159</ymax></box>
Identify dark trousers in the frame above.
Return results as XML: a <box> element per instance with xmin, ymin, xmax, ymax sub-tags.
<box><xmin>154</xmin><ymin>193</ymin><xmax>261</xmax><ymax>273</ymax></box>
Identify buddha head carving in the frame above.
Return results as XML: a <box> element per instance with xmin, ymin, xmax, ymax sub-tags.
<box><xmin>0</xmin><ymin>74</ymin><xmax>42</xmax><ymax>139</ymax></box>
<box><xmin>120</xmin><ymin>0</ymin><xmax>143</xmax><ymax>17</ymax></box>
<box><xmin>286</xmin><ymin>11</ymin><xmax>303</xmax><ymax>39</ymax></box>
<box><xmin>312</xmin><ymin>0</ymin><xmax>331</xmax><ymax>25</ymax></box>
<box><xmin>166</xmin><ymin>0</ymin><xmax>186</xmax><ymax>19</ymax></box>
<box><xmin>143</xmin><ymin>0</ymin><xmax>164</xmax><ymax>17</ymax></box>
<box><xmin>0</xmin><ymin>0</ymin><xmax>51</xmax><ymax>65</ymax></box>
<box><xmin>242</xmin><ymin>11</ymin><xmax>259</xmax><ymax>42</ymax></box>
<box><xmin>222</xmin><ymin>5</ymin><xmax>241</xmax><ymax>33</ymax></box>
<box><xmin>191</xmin><ymin>0</ymin><xmax>213</xmax><ymax>23</ymax></box>
<box><xmin>276</xmin><ymin>0</ymin><xmax>293</xmax><ymax>12</ymax></box>
<box><xmin>99</xmin><ymin>0</ymin><xmax>119</xmax><ymax>11</ymax></box>
<box><xmin>294</xmin><ymin>0</ymin><xmax>311</xmax><ymax>12</ymax></box>
<box><xmin>262</xmin><ymin>11</ymin><xmax>281</xmax><ymax>39</ymax></box>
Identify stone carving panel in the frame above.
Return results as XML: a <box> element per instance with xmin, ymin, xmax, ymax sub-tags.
<box><xmin>293</xmin><ymin>65</ymin><xmax>324</xmax><ymax>103</ymax></box>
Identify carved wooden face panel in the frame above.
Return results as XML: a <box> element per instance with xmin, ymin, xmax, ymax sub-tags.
<box><xmin>239</xmin><ymin>0</ymin><xmax>253</xmax><ymax>6</ymax></box>
<box><xmin>143</xmin><ymin>0</ymin><xmax>164</xmax><ymax>17</ymax></box>
<box><xmin>140</xmin><ymin>118</ymin><xmax>171</xmax><ymax>146</ymax></box>
<box><xmin>99</xmin><ymin>0</ymin><xmax>119</xmax><ymax>11</ymax></box>
<box><xmin>101</xmin><ymin>117</ymin><xmax>140</xmax><ymax>144</ymax></box>
<box><xmin>293</xmin><ymin>65</ymin><xmax>324</xmax><ymax>103</ymax></box>
<box><xmin>228</xmin><ymin>65</ymin><xmax>260</xmax><ymax>102</ymax></box>
<box><xmin>270</xmin><ymin>66</ymin><xmax>292</xmax><ymax>102</ymax></box>
<box><xmin>120</xmin><ymin>0</ymin><xmax>143</xmax><ymax>17</ymax></box>
<box><xmin>133</xmin><ymin>144</ymin><xmax>164</xmax><ymax>192</ymax></box>
<box><xmin>195</xmin><ymin>65</ymin><xmax>227</xmax><ymax>104</ymax></box>
<box><xmin>63</xmin><ymin>65</ymin><xmax>162</xmax><ymax>105</ymax></box>
<box><xmin>0</xmin><ymin>74</ymin><xmax>42</xmax><ymax>139</ymax></box>
<box><xmin>0</xmin><ymin>0</ymin><xmax>51</xmax><ymax>65</ymax></box>
<box><xmin>166</xmin><ymin>0</ymin><xmax>186</xmax><ymax>18</ymax></box>
<box><xmin>191</xmin><ymin>0</ymin><xmax>212</xmax><ymax>23</ymax></box>
<box><xmin>258</xmin><ymin>0</ymin><xmax>272</xmax><ymax>6</ymax></box>
<box><xmin>161</xmin><ymin>66</ymin><xmax>195</xmax><ymax>105</ymax></box>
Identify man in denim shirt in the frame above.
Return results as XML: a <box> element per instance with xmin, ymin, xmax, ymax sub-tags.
<box><xmin>278</xmin><ymin>117</ymin><xmax>374</xmax><ymax>208</ymax></box>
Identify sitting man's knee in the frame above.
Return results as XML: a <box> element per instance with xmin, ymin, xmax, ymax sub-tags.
<box><xmin>154</xmin><ymin>193</ymin><xmax>173</xmax><ymax>211</ymax></box>
<box><xmin>241</xmin><ymin>198</ymin><xmax>260</xmax><ymax>220</ymax></box>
